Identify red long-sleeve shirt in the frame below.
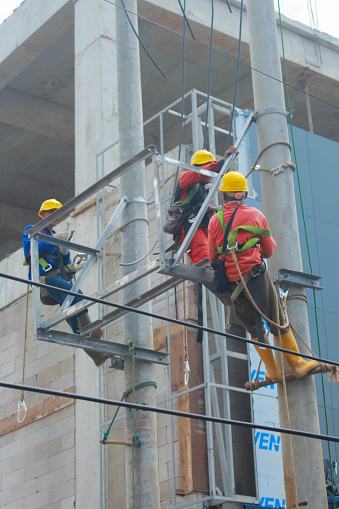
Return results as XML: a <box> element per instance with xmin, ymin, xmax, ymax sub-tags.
<box><xmin>178</xmin><ymin>160</ymin><xmax>221</xmax><ymax>200</ymax></box>
<box><xmin>208</xmin><ymin>202</ymin><xmax>277</xmax><ymax>281</ymax></box>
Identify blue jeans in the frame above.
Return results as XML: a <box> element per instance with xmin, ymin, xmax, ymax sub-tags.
<box><xmin>45</xmin><ymin>274</ymin><xmax>88</xmax><ymax>333</ymax></box>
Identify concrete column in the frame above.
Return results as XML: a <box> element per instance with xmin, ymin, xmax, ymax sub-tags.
<box><xmin>74</xmin><ymin>1</ymin><xmax>119</xmax><ymax>508</ymax></box>
<box><xmin>115</xmin><ymin>1</ymin><xmax>160</xmax><ymax>508</ymax></box>
<box><xmin>246</xmin><ymin>1</ymin><xmax>327</xmax><ymax>508</ymax></box>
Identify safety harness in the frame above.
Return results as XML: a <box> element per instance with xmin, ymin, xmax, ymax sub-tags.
<box><xmin>23</xmin><ymin>255</ymin><xmax>76</xmax><ymax>305</ymax></box>
<box><xmin>216</xmin><ymin>207</ymin><xmax>272</xmax><ymax>344</ymax></box>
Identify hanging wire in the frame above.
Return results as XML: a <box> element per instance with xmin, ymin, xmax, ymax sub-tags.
<box><xmin>277</xmin><ymin>2</ymin><xmax>337</xmax><ymax>506</ymax></box>
<box><xmin>119</xmin><ymin>0</ymin><xmax>166</xmax><ymax>78</ymax></box>
<box><xmin>170</xmin><ymin>0</ymin><xmax>187</xmax><ymax>207</ymax></box>
<box><xmin>3</xmin><ymin>271</ymin><xmax>339</xmax><ymax>368</ymax></box>
<box><xmin>177</xmin><ymin>0</ymin><xmax>195</xmax><ymax>40</ymax></box>
<box><xmin>202</xmin><ymin>0</ymin><xmax>214</xmax><ymax>150</ymax></box>
<box><xmin>225</xmin><ymin>0</ymin><xmax>243</xmax><ymax>152</ymax></box>
<box><xmin>103</xmin><ymin>0</ymin><xmax>339</xmax><ymax>112</ymax></box>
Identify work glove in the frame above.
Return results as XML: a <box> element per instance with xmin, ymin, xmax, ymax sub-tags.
<box><xmin>53</xmin><ymin>231</ymin><xmax>69</xmax><ymax>256</ymax></box>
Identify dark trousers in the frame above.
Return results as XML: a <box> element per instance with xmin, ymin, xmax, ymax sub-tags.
<box><xmin>229</xmin><ymin>268</ymin><xmax>290</xmax><ymax>338</ymax></box>
<box><xmin>46</xmin><ymin>274</ymin><xmax>88</xmax><ymax>333</ymax></box>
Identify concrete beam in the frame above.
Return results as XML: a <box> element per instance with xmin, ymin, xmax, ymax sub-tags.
<box><xmin>0</xmin><ymin>201</ymin><xmax>37</xmax><ymax>239</ymax></box>
<box><xmin>0</xmin><ymin>88</ymin><xmax>74</xmax><ymax>143</ymax></box>
<box><xmin>0</xmin><ymin>0</ymin><xmax>73</xmax><ymax>93</ymax></box>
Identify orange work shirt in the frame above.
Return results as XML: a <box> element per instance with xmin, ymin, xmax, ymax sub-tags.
<box><xmin>208</xmin><ymin>202</ymin><xmax>277</xmax><ymax>281</ymax></box>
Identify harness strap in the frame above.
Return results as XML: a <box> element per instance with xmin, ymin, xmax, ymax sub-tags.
<box><xmin>174</xmin><ymin>183</ymin><xmax>200</xmax><ymax>206</ymax></box>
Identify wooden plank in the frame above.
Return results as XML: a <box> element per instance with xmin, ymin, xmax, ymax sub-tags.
<box><xmin>177</xmin><ymin>385</ymin><xmax>193</xmax><ymax>494</ymax></box>
<box><xmin>153</xmin><ymin>323</ymin><xmax>184</xmax><ymax>351</ymax></box>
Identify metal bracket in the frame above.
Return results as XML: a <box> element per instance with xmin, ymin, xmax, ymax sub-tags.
<box><xmin>33</xmin><ymin>233</ymin><xmax>100</xmax><ymax>257</ymax></box>
<box><xmin>109</xmin><ymin>356</ymin><xmax>125</xmax><ymax>370</ymax></box>
<box><xmin>126</xmin><ymin>197</ymin><xmax>148</xmax><ymax>205</ymax></box>
<box><xmin>275</xmin><ymin>268</ymin><xmax>323</xmax><ymax>290</ymax></box>
<box><xmin>37</xmin><ymin>329</ymin><xmax>168</xmax><ymax>366</ymax></box>
<box><xmin>255</xmin><ymin>107</ymin><xmax>288</xmax><ymax>119</ymax></box>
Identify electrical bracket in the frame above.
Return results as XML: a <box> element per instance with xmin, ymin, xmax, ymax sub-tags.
<box><xmin>275</xmin><ymin>268</ymin><xmax>323</xmax><ymax>291</ymax></box>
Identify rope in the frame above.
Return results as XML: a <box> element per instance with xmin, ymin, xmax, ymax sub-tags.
<box><xmin>224</xmin><ymin>304</ymin><xmax>231</xmax><ymax>332</ymax></box>
<box><xmin>275</xmin><ymin>298</ymin><xmax>299</xmax><ymax>509</ymax></box>
<box><xmin>277</xmin><ymin>2</ymin><xmax>337</xmax><ymax>503</ymax></box>
<box><xmin>127</xmin><ymin>340</ymin><xmax>137</xmax><ymax>509</ymax></box>
<box><xmin>230</xmin><ymin>247</ymin><xmax>289</xmax><ymax>330</ymax></box>
<box><xmin>17</xmin><ymin>285</ymin><xmax>29</xmax><ymax>424</ymax></box>
<box><xmin>245</xmin><ymin>141</ymin><xmax>292</xmax><ymax>178</ymax></box>
<box><xmin>182</xmin><ymin>281</ymin><xmax>190</xmax><ymax>386</ymax></box>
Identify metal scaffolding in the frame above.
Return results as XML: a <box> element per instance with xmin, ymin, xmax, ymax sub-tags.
<box><xmin>25</xmin><ymin>90</ymin><xmax>261</xmax><ymax>508</ymax></box>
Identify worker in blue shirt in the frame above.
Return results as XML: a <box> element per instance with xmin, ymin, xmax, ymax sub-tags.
<box><xmin>23</xmin><ymin>198</ymin><xmax>111</xmax><ymax>367</ymax></box>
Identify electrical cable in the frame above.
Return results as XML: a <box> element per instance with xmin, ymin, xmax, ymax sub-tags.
<box><xmin>103</xmin><ymin>0</ymin><xmax>339</xmax><ymax>112</ymax></box>
<box><xmin>1</xmin><ymin>271</ymin><xmax>338</xmax><ymax>369</ymax></box>
<box><xmin>120</xmin><ymin>239</ymin><xmax>158</xmax><ymax>266</ymax></box>
<box><xmin>1</xmin><ymin>380</ymin><xmax>339</xmax><ymax>444</ymax></box>
<box><xmin>202</xmin><ymin>0</ymin><xmax>214</xmax><ymax>150</ymax></box>
<box><xmin>225</xmin><ymin>0</ymin><xmax>243</xmax><ymax>152</ymax></box>
<box><xmin>177</xmin><ymin>0</ymin><xmax>195</xmax><ymax>40</ymax></box>
<box><xmin>170</xmin><ymin>0</ymin><xmax>187</xmax><ymax>207</ymax></box>
<box><xmin>277</xmin><ymin>3</ymin><xmax>337</xmax><ymax>505</ymax></box>
<box><xmin>119</xmin><ymin>0</ymin><xmax>166</xmax><ymax>78</ymax></box>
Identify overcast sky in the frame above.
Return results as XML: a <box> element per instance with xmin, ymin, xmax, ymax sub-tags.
<box><xmin>0</xmin><ymin>0</ymin><xmax>338</xmax><ymax>39</ymax></box>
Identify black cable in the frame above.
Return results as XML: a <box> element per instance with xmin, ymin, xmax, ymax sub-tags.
<box><xmin>119</xmin><ymin>0</ymin><xmax>166</xmax><ymax>78</ymax></box>
<box><xmin>1</xmin><ymin>381</ymin><xmax>339</xmax><ymax>444</ymax></box>
<box><xmin>225</xmin><ymin>0</ymin><xmax>232</xmax><ymax>14</ymax></box>
<box><xmin>203</xmin><ymin>0</ymin><xmax>214</xmax><ymax>150</ymax></box>
<box><xmin>103</xmin><ymin>0</ymin><xmax>339</xmax><ymax>112</ymax></box>
<box><xmin>177</xmin><ymin>0</ymin><xmax>195</xmax><ymax>40</ymax></box>
<box><xmin>1</xmin><ymin>272</ymin><xmax>338</xmax><ymax>368</ymax></box>
<box><xmin>225</xmin><ymin>0</ymin><xmax>243</xmax><ymax>151</ymax></box>
<box><xmin>170</xmin><ymin>0</ymin><xmax>187</xmax><ymax>207</ymax></box>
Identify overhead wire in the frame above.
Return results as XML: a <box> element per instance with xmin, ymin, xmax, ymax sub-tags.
<box><xmin>2</xmin><ymin>380</ymin><xmax>339</xmax><ymax>444</ymax></box>
<box><xmin>202</xmin><ymin>0</ymin><xmax>214</xmax><ymax>150</ymax></box>
<box><xmin>1</xmin><ymin>271</ymin><xmax>339</xmax><ymax>370</ymax></box>
<box><xmin>118</xmin><ymin>0</ymin><xmax>166</xmax><ymax>78</ymax></box>
<box><xmin>225</xmin><ymin>0</ymin><xmax>243</xmax><ymax>151</ymax></box>
<box><xmin>170</xmin><ymin>0</ymin><xmax>187</xmax><ymax>207</ymax></box>
<box><xmin>177</xmin><ymin>0</ymin><xmax>195</xmax><ymax>40</ymax></box>
<box><xmin>277</xmin><ymin>2</ymin><xmax>337</xmax><ymax>505</ymax></box>
<box><xmin>103</xmin><ymin>0</ymin><xmax>339</xmax><ymax>112</ymax></box>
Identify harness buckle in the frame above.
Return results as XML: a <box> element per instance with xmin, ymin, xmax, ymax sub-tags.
<box><xmin>249</xmin><ymin>264</ymin><xmax>263</xmax><ymax>278</ymax></box>
<box><xmin>43</xmin><ymin>263</ymin><xmax>53</xmax><ymax>273</ymax></box>
<box><xmin>227</xmin><ymin>240</ymin><xmax>238</xmax><ymax>251</ymax></box>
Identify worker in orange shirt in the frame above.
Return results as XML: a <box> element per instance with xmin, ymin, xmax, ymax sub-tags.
<box><xmin>208</xmin><ymin>171</ymin><xmax>319</xmax><ymax>381</ymax></box>
<box><xmin>173</xmin><ymin>146</ymin><xmax>238</xmax><ymax>263</ymax></box>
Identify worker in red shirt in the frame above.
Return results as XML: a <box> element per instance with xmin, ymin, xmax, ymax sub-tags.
<box><xmin>208</xmin><ymin>171</ymin><xmax>318</xmax><ymax>381</ymax></box>
<box><xmin>173</xmin><ymin>146</ymin><xmax>238</xmax><ymax>263</ymax></box>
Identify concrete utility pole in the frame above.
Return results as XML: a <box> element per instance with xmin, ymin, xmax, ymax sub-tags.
<box><xmin>115</xmin><ymin>1</ymin><xmax>160</xmax><ymax>508</ymax></box>
<box><xmin>246</xmin><ymin>1</ymin><xmax>327</xmax><ymax>508</ymax></box>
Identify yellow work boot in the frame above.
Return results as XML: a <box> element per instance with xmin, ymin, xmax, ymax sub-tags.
<box><xmin>253</xmin><ymin>334</ymin><xmax>281</xmax><ymax>382</ymax></box>
<box><xmin>278</xmin><ymin>330</ymin><xmax>319</xmax><ymax>379</ymax></box>
<box><xmin>77</xmin><ymin>313</ymin><xmax>109</xmax><ymax>367</ymax></box>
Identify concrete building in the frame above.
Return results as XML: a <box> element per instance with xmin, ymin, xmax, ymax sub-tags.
<box><xmin>0</xmin><ymin>1</ymin><xmax>338</xmax><ymax>508</ymax></box>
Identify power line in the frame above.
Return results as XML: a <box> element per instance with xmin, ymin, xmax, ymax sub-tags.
<box><xmin>225</xmin><ymin>0</ymin><xmax>243</xmax><ymax>151</ymax></box>
<box><xmin>119</xmin><ymin>0</ymin><xmax>166</xmax><ymax>78</ymax></box>
<box><xmin>103</xmin><ymin>0</ymin><xmax>339</xmax><ymax>112</ymax></box>
<box><xmin>1</xmin><ymin>271</ymin><xmax>338</xmax><ymax>369</ymax></box>
<box><xmin>1</xmin><ymin>380</ymin><xmax>339</xmax><ymax>444</ymax></box>
<box><xmin>203</xmin><ymin>0</ymin><xmax>214</xmax><ymax>150</ymax></box>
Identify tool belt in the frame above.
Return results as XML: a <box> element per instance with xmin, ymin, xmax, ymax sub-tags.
<box><xmin>230</xmin><ymin>263</ymin><xmax>265</xmax><ymax>302</ymax></box>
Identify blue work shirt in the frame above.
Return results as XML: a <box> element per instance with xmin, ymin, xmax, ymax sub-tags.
<box><xmin>22</xmin><ymin>225</ymin><xmax>71</xmax><ymax>279</ymax></box>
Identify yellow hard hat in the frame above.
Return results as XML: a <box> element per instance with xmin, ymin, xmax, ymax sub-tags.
<box><xmin>219</xmin><ymin>172</ymin><xmax>249</xmax><ymax>192</ymax></box>
<box><xmin>190</xmin><ymin>149</ymin><xmax>215</xmax><ymax>166</ymax></box>
<box><xmin>38</xmin><ymin>199</ymin><xmax>62</xmax><ymax>217</ymax></box>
